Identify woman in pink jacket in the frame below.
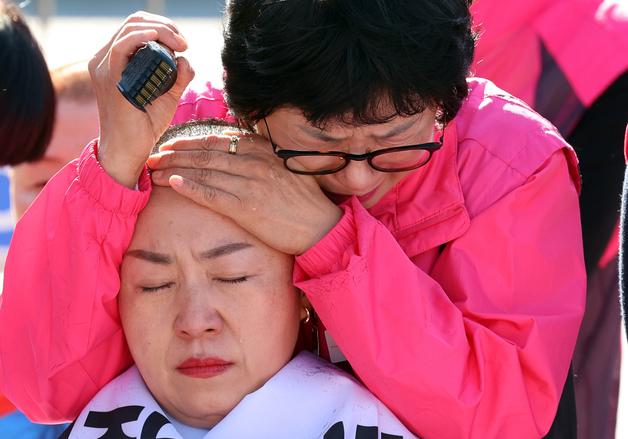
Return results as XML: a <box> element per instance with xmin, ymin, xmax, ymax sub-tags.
<box><xmin>0</xmin><ymin>3</ymin><xmax>585</xmax><ymax>439</ymax></box>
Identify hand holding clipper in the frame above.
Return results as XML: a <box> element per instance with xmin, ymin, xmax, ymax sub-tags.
<box><xmin>88</xmin><ymin>12</ymin><xmax>194</xmax><ymax>189</ymax></box>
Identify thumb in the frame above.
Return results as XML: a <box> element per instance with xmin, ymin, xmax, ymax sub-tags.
<box><xmin>168</xmin><ymin>56</ymin><xmax>195</xmax><ymax>101</ymax></box>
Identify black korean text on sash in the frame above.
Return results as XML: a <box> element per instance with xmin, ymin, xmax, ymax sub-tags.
<box><xmin>68</xmin><ymin>405</ymin><xmax>175</xmax><ymax>439</ymax></box>
<box><xmin>323</xmin><ymin>421</ymin><xmax>404</xmax><ymax>439</ymax></box>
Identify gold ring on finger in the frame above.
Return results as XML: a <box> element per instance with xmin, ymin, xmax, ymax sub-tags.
<box><xmin>228</xmin><ymin>135</ymin><xmax>240</xmax><ymax>155</ymax></box>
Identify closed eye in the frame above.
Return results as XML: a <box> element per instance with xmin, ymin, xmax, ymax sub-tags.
<box><xmin>216</xmin><ymin>276</ymin><xmax>249</xmax><ymax>284</ymax></box>
<box><xmin>141</xmin><ymin>282</ymin><xmax>174</xmax><ymax>293</ymax></box>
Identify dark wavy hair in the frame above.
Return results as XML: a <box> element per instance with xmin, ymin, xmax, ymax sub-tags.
<box><xmin>222</xmin><ymin>0</ymin><xmax>476</xmax><ymax>127</ymax></box>
<box><xmin>0</xmin><ymin>0</ymin><xmax>55</xmax><ymax>165</ymax></box>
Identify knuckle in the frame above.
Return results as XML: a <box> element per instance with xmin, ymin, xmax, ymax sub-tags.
<box><xmin>155</xmin><ymin>154</ymin><xmax>172</xmax><ymax>169</ymax></box>
<box><xmin>237</xmin><ymin>196</ymin><xmax>247</xmax><ymax>211</ymax></box>
<box><xmin>121</xmin><ymin>23</ymin><xmax>143</xmax><ymax>34</ymax></box>
<box><xmin>201</xmin><ymin>186</ymin><xmax>217</xmax><ymax>204</ymax></box>
<box><xmin>201</xmin><ymin>135</ymin><xmax>217</xmax><ymax>150</ymax></box>
<box><xmin>87</xmin><ymin>58</ymin><xmax>98</xmax><ymax>76</ymax></box>
<box><xmin>110</xmin><ymin>43</ymin><xmax>124</xmax><ymax>57</ymax></box>
<box><xmin>192</xmin><ymin>150</ymin><xmax>212</xmax><ymax>168</ymax></box>
<box><xmin>162</xmin><ymin>17</ymin><xmax>177</xmax><ymax>29</ymax></box>
<box><xmin>128</xmin><ymin>11</ymin><xmax>148</xmax><ymax>21</ymax></box>
<box><xmin>199</xmin><ymin>168</ymin><xmax>214</xmax><ymax>182</ymax></box>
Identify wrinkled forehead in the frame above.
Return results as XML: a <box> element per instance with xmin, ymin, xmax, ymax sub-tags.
<box><xmin>131</xmin><ymin>186</ymin><xmax>291</xmax><ymax>272</ymax></box>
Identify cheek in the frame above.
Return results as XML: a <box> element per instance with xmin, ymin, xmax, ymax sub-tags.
<box><xmin>313</xmin><ymin>174</ymin><xmax>337</xmax><ymax>192</ymax></box>
<box><xmin>237</xmin><ymin>284</ymin><xmax>301</xmax><ymax>369</ymax></box>
<box><xmin>119</xmin><ymin>290</ymin><xmax>167</xmax><ymax>365</ymax></box>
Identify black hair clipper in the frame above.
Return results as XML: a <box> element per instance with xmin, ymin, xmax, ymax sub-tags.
<box><xmin>117</xmin><ymin>41</ymin><xmax>178</xmax><ymax>112</ymax></box>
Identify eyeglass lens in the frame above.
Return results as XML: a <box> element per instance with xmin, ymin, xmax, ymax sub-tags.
<box><xmin>285</xmin><ymin>148</ymin><xmax>431</xmax><ymax>173</ymax></box>
<box><xmin>370</xmin><ymin>149</ymin><xmax>431</xmax><ymax>170</ymax></box>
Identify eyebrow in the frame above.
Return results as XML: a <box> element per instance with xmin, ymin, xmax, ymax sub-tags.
<box><xmin>298</xmin><ymin>125</ymin><xmax>340</xmax><ymax>142</ymax></box>
<box><xmin>198</xmin><ymin>242</ymin><xmax>253</xmax><ymax>260</ymax></box>
<box><xmin>125</xmin><ymin>249</ymin><xmax>173</xmax><ymax>264</ymax></box>
<box><xmin>299</xmin><ymin>116</ymin><xmax>420</xmax><ymax>142</ymax></box>
<box><xmin>125</xmin><ymin>242</ymin><xmax>254</xmax><ymax>265</ymax></box>
<box><xmin>375</xmin><ymin>117</ymin><xmax>420</xmax><ymax>139</ymax></box>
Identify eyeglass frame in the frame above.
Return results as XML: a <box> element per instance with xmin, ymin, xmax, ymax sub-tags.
<box><xmin>262</xmin><ymin>118</ymin><xmax>444</xmax><ymax>175</ymax></box>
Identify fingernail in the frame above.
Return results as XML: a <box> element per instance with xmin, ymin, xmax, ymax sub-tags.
<box><xmin>170</xmin><ymin>175</ymin><xmax>184</xmax><ymax>188</ymax></box>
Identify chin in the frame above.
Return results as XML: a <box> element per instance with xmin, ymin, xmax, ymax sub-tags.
<box><xmin>166</xmin><ymin>389</ymin><xmax>236</xmax><ymax>429</ymax></box>
<box><xmin>175</xmin><ymin>406</ymin><xmax>226</xmax><ymax>429</ymax></box>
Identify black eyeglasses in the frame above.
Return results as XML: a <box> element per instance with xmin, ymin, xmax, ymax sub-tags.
<box><xmin>263</xmin><ymin>119</ymin><xmax>443</xmax><ymax>175</ymax></box>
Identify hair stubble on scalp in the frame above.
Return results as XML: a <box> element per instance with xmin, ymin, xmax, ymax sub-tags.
<box><xmin>222</xmin><ymin>0</ymin><xmax>477</xmax><ymax>129</ymax></box>
<box><xmin>154</xmin><ymin>118</ymin><xmax>245</xmax><ymax>153</ymax></box>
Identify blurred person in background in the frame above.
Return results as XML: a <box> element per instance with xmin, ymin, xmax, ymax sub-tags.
<box><xmin>471</xmin><ymin>1</ymin><xmax>628</xmax><ymax>437</ymax></box>
<box><xmin>0</xmin><ymin>0</ymin><xmax>55</xmax><ymax>166</ymax></box>
<box><xmin>0</xmin><ymin>0</ymin><xmax>66</xmax><ymax>437</ymax></box>
<box><xmin>9</xmin><ymin>62</ymin><xmax>98</xmax><ymax>220</ymax></box>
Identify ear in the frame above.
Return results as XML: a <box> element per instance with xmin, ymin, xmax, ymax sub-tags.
<box><xmin>298</xmin><ymin>290</ymin><xmax>311</xmax><ymax>321</ymax></box>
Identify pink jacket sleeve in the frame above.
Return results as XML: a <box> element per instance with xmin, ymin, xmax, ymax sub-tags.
<box><xmin>294</xmin><ymin>152</ymin><xmax>585</xmax><ymax>438</ymax></box>
<box><xmin>0</xmin><ymin>84</ymin><xmax>230</xmax><ymax>423</ymax></box>
<box><xmin>0</xmin><ymin>142</ymin><xmax>151</xmax><ymax>422</ymax></box>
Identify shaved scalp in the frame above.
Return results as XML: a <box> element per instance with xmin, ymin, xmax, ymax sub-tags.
<box><xmin>154</xmin><ymin>118</ymin><xmax>247</xmax><ymax>153</ymax></box>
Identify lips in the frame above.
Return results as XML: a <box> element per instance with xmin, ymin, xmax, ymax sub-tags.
<box><xmin>176</xmin><ymin>357</ymin><xmax>233</xmax><ymax>379</ymax></box>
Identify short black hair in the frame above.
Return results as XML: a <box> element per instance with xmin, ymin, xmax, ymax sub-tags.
<box><xmin>222</xmin><ymin>0</ymin><xmax>475</xmax><ymax>127</ymax></box>
<box><xmin>0</xmin><ymin>0</ymin><xmax>56</xmax><ymax>165</ymax></box>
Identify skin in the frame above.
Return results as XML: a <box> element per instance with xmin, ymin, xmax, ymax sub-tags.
<box><xmin>91</xmin><ymin>12</ymin><xmax>438</xmax><ymax>256</ymax></box>
<box><xmin>147</xmin><ymin>106</ymin><xmax>438</xmax><ymax>254</ymax></box>
<box><xmin>119</xmin><ymin>186</ymin><xmax>305</xmax><ymax>428</ymax></box>
<box><xmin>260</xmin><ymin>107</ymin><xmax>437</xmax><ymax>208</ymax></box>
<box><xmin>89</xmin><ymin>11</ymin><xmax>194</xmax><ymax>189</ymax></box>
<box><xmin>9</xmin><ymin>99</ymin><xmax>99</xmax><ymax>220</ymax></box>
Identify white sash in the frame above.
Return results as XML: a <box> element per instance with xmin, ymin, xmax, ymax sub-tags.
<box><xmin>63</xmin><ymin>352</ymin><xmax>417</xmax><ymax>438</ymax></box>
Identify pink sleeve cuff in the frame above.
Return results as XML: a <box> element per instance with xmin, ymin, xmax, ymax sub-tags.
<box><xmin>77</xmin><ymin>139</ymin><xmax>152</xmax><ymax>216</ymax></box>
<box><xmin>296</xmin><ymin>201</ymin><xmax>359</xmax><ymax>278</ymax></box>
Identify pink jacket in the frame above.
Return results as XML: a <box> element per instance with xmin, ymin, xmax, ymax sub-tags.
<box><xmin>472</xmin><ymin>0</ymin><xmax>628</xmax><ymax>128</ymax></box>
<box><xmin>0</xmin><ymin>79</ymin><xmax>585</xmax><ymax>438</ymax></box>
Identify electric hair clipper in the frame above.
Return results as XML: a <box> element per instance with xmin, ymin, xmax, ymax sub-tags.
<box><xmin>117</xmin><ymin>41</ymin><xmax>178</xmax><ymax>112</ymax></box>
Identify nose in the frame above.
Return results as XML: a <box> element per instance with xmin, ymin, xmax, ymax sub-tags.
<box><xmin>174</xmin><ymin>285</ymin><xmax>223</xmax><ymax>339</ymax></box>
<box><xmin>337</xmin><ymin>159</ymin><xmax>380</xmax><ymax>193</ymax></box>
